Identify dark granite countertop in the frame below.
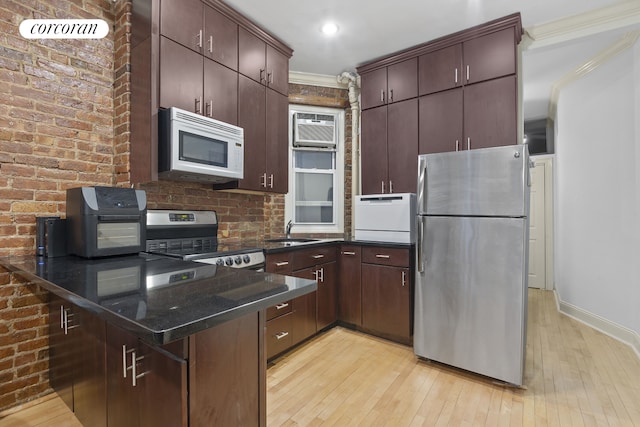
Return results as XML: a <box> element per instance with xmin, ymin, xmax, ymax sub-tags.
<box><xmin>0</xmin><ymin>254</ymin><xmax>317</xmax><ymax>346</ymax></box>
<box><xmin>259</xmin><ymin>237</ymin><xmax>413</xmax><ymax>254</ymax></box>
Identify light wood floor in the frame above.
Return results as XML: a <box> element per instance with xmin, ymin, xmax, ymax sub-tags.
<box><xmin>2</xmin><ymin>289</ymin><xmax>639</xmax><ymax>426</ymax></box>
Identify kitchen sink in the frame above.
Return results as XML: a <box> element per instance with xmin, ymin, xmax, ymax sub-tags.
<box><xmin>265</xmin><ymin>238</ymin><xmax>318</xmax><ymax>243</ymax></box>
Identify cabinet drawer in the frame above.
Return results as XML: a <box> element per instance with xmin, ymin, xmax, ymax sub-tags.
<box><xmin>291</xmin><ymin>245</ymin><xmax>337</xmax><ymax>271</ymax></box>
<box><xmin>266</xmin><ymin>312</ymin><xmax>293</xmax><ymax>359</ymax></box>
<box><xmin>362</xmin><ymin>246</ymin><xmax>409</xmax><ymax>267</ymax></box>
<box><xmin>265</xmin><ymin>252</ymin><xmax>292</xmax><ymax>274</ymax></box>
<box><xmin>266</xmin><ymin>300</ymin><xmax>292</xmax><ymax>321</ymax></box>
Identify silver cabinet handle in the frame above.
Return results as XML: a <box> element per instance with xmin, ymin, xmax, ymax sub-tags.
<box><xmin>380</xmin><ymin>90</ymin><xmax>384</xmax><ymax>103</ymax></box>
<box><xmin>375</xmin><ymin>254</ymin><xmax>390</xmax><ymax>259</ymax></box>
<box><xmin>402</xmin><ymin>271</ymin><xmax>406</xmax><ymax>287</ymax></box>
<box><xmin>205</xmin><ymin>100</ymin><xmax>213</xmax><ymax>118</ymax></box>
<box><xmin>455</xmin><ymin>139</ymin><xmax>459</xmax><ymax>151</ymax></box>
<box><xmin>275</xmin><ymin>331</ymin><xmax>289</xmax><ymax>340</ymax></box>
<box><xmin>260</xmin><ymin>173</ymin><xmax>267</xmax><ymax>187</ymax></box>
<box><xmin>267</xmin><ymin>71</ymin><xmax>273</xmax><ymax>85</ymax></box>
<box><xmin>467</xmin><ymin>137</ymin><xmax>471</xmax><ymax>150</ymax></box>
<box><xmin>259</xmin><ymin>69</ymin><xmax>266</xmax><ymax>84</ymax></box>
<box><xmin>275</xmin><ymin>261</ymin><xmax>289</xmax><ymax>267</ymax></box>
<box><xmin>466</xmin><ymin>65</ymin><xmax>470</xmax><ymax>82</ymax></box>
<box><xmin>389</xmin><ymin>180</ymin><xmax>393</xmax><ymax>194</ymax></box>
<box><xmin>313</xmin><ymin>268</ymin><xmax>324</xmax><ymax>283</ymax></box>
<box><xmin>62</xmin><ymin>308</ymin><xmax>78</xmax><ymax>335</ymax></box>
<box><xmin>123</xmin><ymin>345</ymin><xmax>134</xmax><ymax>379</ymax></box>
<box><xmin>196</xmin><ymin>29</ymin><xmax>203</xmax><ymax>49</ymax></box>
<box><xmin>208</xmin><ymin>35</ymin><xmax>213</xmax><ymax>54</ymax></box>
<box><xmin>381</xmin><ymin>181</ymin><xmax>385</xmax><ymax>193</ymax></box>
<box><xmin>60</xmin><ymin>305</ymin><xmax>64</xmax><ymax>330</ymax></box>
<box><xmin>268</xmin><ymin>174</ymin><xmax>274</xmax><ymax>188</ymax></box>
<box><xmin>318</xmin><ymin>267</ymin><xmax>324</xmax><ymax>283</ymax></box>
<box><xmin>131</xmin><ymin>351</ymin><xmax>148</xmax><ymax>387</ymax></box>
<box><xmin>311</xmin><ymin>254</ymin><xmax>325</xmax><ymax>259</ymax></box>
<box><xmin>342</xmin><ymin>251</ymin><xmax>356</xmax><ymax>256</ymax></box>
<box><xmin>195</xmin><ymin>97</ymin><xmax>202</xmax><ymax>115</ymax></box>
<box><xmin>455</xmin><ymin>68</ymin><xmax>458</xmax><ymax>84</ymax></box>
<box><xmin>276</xmin><ymin>303</ymin><xmax>289</xmax><ymax>310</ymax></box>
<box><xmin>389</xmin><ymin>89</ymin><xmax>393</xmax><ymax>103</ymax></box>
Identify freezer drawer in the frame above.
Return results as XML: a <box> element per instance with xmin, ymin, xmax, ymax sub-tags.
<box><xmin>417</xmin><ymin>144</ymin><xmax>530</xmax><ymax>217</ymax></box>
<box><xmin>414</xmin><ymin>215</ymin><xmax>528</xmax><ymax>385</ymax></box>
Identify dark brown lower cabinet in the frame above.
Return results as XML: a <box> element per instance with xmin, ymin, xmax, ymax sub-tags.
<box><xmin>338</xmin><ymin>245</ymin><xmax>362</xmax><ymax>326</ymax></box>
<box><xmin>106</xmin><ymin>324</ymin><xmax>187</xmax><ymax>427</ymax></box>
<box><xmin>49</xmin><ymin>307</ymin><xmax>261</xmax><ymax>427</ymax></box>
<box><xmin>49</xmin><ymin>296</ymin><xmax>106</xmax><ymax>427</ymax></box>
<box><xmin>361</xmin><ymin>263</ymin><xmax>411</xmax><ymax>342</ymax></box>
<box><xmin>291</xmin><ymin>291</ymin><xmax>316</xmax><ymax>345</ymax></box>
<box><xmin>190</xmin><ymin>312</ymin><xmax>263</xmax><ymax>427</ymax></box>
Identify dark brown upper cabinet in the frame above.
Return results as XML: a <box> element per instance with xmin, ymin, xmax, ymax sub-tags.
<box><xmin>160</xmin><ymin>0</ymin><xmax>238</xmax><ymax>71</ymax></box>
<box><xmin>239</xmin><ymin>27</ymin><xmax>289</xmax><ymax>97</ymax></box>
<box><xmin>361</xmin><ymin>58</ymin><xmax>418</xmax><ymax>110</ymax></box>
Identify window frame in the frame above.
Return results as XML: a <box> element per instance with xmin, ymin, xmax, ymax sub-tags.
<box><xmin>285</xmin><ymin>105</ymin><xmax>345</xmax><ymax>234</ymax></box>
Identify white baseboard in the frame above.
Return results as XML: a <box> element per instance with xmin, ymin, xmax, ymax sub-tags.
<box><xmin>553</xmin><ymin>290</ymin><xmax>640</xmax><ymax>360</ymax></box>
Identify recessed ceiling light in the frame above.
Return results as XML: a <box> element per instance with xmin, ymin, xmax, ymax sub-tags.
<box><xmin>321</xmin><ymin>22</ymin><xmax>339</xmax><ymax>36</ymax></box>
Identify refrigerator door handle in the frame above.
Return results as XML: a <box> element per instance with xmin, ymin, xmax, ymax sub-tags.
<box><xmin>417</xmin><ymin>217</ymin><xmax>424</xmax><ymax>273</ymax></box>
<box><xmin>417</xmin><ymin>156</ymin><xmax>427</xmax><ymax>214</ymax></box>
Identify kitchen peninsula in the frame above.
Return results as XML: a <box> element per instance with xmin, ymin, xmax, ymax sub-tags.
<box><xmin>0</xmin><ymin>254</ymin><xmax>317</xmax><ymax>427</ymax></box>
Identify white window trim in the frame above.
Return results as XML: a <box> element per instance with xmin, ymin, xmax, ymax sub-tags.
<box><xmin>285</xmin><ymin>105</ymin><xmax>345</xmax><ymax>234</ymax></box>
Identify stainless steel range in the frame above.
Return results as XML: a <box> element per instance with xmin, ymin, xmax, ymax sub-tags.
<box><xmin>145</xmin><ymin>210</ymin><xmax>265</xmax><ymax>270</ymax></box>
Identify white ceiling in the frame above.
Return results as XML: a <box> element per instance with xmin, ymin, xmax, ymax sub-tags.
<box><xmin>224</xmin><ymin>0</ymin><xmax>639</xmax><ymax>120</ymax></box>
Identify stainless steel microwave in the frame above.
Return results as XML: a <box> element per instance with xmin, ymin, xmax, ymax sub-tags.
<box><xmin>158</xmin><ymin>107</ymin><xmax>244</xmax><ymax>183</ymax></box>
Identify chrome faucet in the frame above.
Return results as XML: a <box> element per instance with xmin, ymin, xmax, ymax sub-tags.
<box><xmin>285</xmin><ymin>220</ymin><xmax>293</xmax><ymax>239</ymax></box>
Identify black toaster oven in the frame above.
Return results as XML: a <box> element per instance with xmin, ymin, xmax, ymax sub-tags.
<box><xmin>66</xmin><ymin>186</ymin><xmax>147</xmax><ymax>258</ymax></box>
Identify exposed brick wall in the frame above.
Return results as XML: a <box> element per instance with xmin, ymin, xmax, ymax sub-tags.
<box><xmin>0</xmin><ymin>0</ymin><xmax>354</xmax><ymax>412</ymax></box>
<box><xmin>0</xmin><ymin>0</ymin><xmax>116</xmax><ymax>411</ymax></box>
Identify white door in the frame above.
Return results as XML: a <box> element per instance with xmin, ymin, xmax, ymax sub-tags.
<box><xmin>528</xmin><ymin>161</ymin><xmax>546</xmax><ymax>288</ymax></box>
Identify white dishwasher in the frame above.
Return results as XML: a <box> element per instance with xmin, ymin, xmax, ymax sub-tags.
<box><xmin>354</xmin><ymin>193</ymin><xmax>416</xmax><ymax>243</ymax></box>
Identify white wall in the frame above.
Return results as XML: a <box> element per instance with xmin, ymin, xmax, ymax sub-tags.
<box><xmin>554</xmin><ymin>39</ymin><xmax>640</xmax><ymax>343</ymax></box>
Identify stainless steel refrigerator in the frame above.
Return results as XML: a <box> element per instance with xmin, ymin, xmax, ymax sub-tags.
<box><xmin>414</xmin><ymin>144</ymin><xmax>530</xmax><ymax>386</ymax></box>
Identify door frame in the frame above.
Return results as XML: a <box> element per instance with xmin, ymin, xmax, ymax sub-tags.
<box><xmin>531</xmin><ymin>155</ymin><xmax>554</xmax><ymax>290</ymax></box>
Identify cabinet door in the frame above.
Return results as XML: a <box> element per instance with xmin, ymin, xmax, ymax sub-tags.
<box><xmin>291</xmin><ymin>268</ymin><xmax>317</xmax><ymax>344</ymax></box>
<box><xmin>463</xmin><ymin>27</ymin><xmax>516</xmax><ymax>85</ymax></box>
<box><xmin>238</xmin><ymin>74</ymin><xmax>266</xmax><ymax>191</ymax></box>
<box><xmin>418</xmin><ymin>44</ymin><xmax>462</xmax><ymax>96</ymax></box>
<box><xmin>360</xmin><ymin>68</ymin><xmax>387</xmax><ymax>110</ymax></box>
<box><xmin>139</xmin><ymin>342</ymin><xmax>188</xmax><ymax>427</ymax></box>
<box><xmin>338</xmin><ymin>245</ymin><xmax>362</xmax><ymax>326</ymax></box>
<box><xmin>361</xmin><ymin>105</ymin><xmax>388</xmax><ymax>194</ymax></box>
<box><xmin>265</xmin><ymin>89</ymin><xmax>289</xmax><ymax>193</ymax></box>
<box><xmin>387</xmin><ymin>58</ymin><xmax>418</xmax><ymax>104</ymax></box>
<box><xmin>387</xmin><ymin>98</ymin><xmax>418</xmax><ymax>194</ymax></box>
<box><xmin>159</xmin><ymin>36</ymin><xmax>203</xmax><ymax>113</ymax></box>
<box><xmin>316</xmin><ymin>261</ymin><xmax>337</xmax><ymax>331</ymax></box>
<box><xmin>106</xmin><ymin>324</ymin><xmax>140</xmax><ymax>427</ymax></box>
<box><xmin>463</xmin><ymin>75</ymin><xmax>517</xmax><ymax>150</ymax></box>
<box><xmin>266</xmin><ymin>45</ymin><xmax>289</xmax><ymax>96</ymax></box>
<box><xmin>418</xmin><ymin>88</ymin><xmax>463</xmax><ymax>154</ymax></box>
<box><xmin>159</xmin><ymin>0</ymin><xmax>203</xmax><ymax>53</ymax></box>
<box><xmin>48</xmin><ymin>299</ymin><xmax>74</xmax><ymax>411</ymax></box>
<box><xmin>238</xmin><ymin>27</ymin><xmax>266</xmax><ymax>85</ymax></box>
<box><xmin>203</xmin><ymin>5</ymin><xmax>238</xmax><ymax>70</ymax></box>
<box><xmin>204</xmin><ymin>58</ymin><xmax>237</xmax><ymax>125</ymax></box>
<box><xmin>362</xmin><ymin>264</ymin><xmax>411</xmax><ymax>340</ymax></box>
<box><xmin>190</xmin><ymin>313</ymin><xmax>260</xmax><ymax>427</ymax></box>
<box><xmin>74</xmin><ymin>309</ymin><xmax>107</xmax><ymax>427</ymax></box>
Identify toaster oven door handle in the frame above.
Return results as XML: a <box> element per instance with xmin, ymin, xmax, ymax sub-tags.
<box><xmin>97</xmin><ymin>215</ymin><xmax>141</xmax><ymax>222</ymax></box>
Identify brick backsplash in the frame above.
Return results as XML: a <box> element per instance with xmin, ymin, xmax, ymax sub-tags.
<box><xmin>0</xmin><ymin>0</ymin><xmax>352</xmax><ymax>412</ymax></box>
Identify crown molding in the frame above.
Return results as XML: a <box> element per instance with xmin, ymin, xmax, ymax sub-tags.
<box><xmin>548</xmin><ymin>29</ymin><xmax>640</xmax><ymax>119</ymax></box>
<box><xmin>289</xmin><ymin>71</ymin><xmax>349</xmax><ymax>89</ymax></box>
<box><xmin>523</xmin><ymin>0</ymin><xmax>640</xmax><ymax>50</ymax></box>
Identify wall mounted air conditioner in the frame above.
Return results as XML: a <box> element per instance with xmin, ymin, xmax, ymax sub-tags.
<box><xmin>293</xmin><ymin>112</ymin><xmax>336</xmax><ymax>148</ymax></box>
